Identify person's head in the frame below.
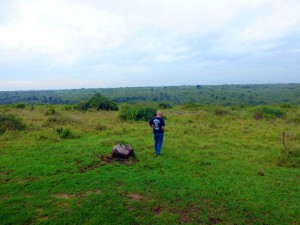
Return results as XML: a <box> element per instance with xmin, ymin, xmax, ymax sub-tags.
<box><xmin>157</xmin><ymin>111</ymin><xmax>162</xmax><ymax>117</ymax></box>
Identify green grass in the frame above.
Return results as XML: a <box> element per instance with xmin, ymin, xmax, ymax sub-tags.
<box><xmin>0</xmin><ymin>105</ymin><xmax>299</xmax><ymax>224</ymax></box>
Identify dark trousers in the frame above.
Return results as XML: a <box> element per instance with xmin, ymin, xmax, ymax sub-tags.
<box><xmin>154</xmin><ymin>132</ymin><xmax>164</xmax><ymax>155</ymax></box>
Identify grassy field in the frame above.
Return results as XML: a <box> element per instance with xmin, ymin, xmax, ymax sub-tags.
<box><xmin>0</xmin><ymin>105</ymin><xmax>299</xmax><ymax>224</ymax></box>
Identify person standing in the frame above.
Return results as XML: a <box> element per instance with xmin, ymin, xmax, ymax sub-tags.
<box><xmin>149</xmin><ymin>111</ymin><xmax>165</xmax><ymax>155</ymax></box>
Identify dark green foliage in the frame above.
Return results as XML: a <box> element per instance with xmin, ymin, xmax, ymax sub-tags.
<box><xmin>252</xmin><ymin>106</ymin><xmax>286</xmax><ymax>119</ymax></box>
<box><xmin>213</xmin><ymin>107</ymin><xmax>231</xmax><ymax>116</ymax></box>
<box><xmin>182</xmin><ymin>102</ymin><xmax>200</xmax><ymax>109</ymax></box>
<box><xmin>280</xmin><ymin>103</ymin><xmax>293</xmax><ymax>109</ymax></box>
<box><xmin>158</xmin><ymin>102</ymin><xmax>172</xmax><ymax>109</ymax></box>
<box><xmin>14</xmin><ymin>103</ymin><xmax>26</xmax><ymax>109</ymax></box>
<box><xmin>118</xmin><ymin>104</ymin><xmax>156</xmax><ymax>121</ymax></box>
<box><xmin>75</xmin><ymin>93</ymin><xmax>118</xmax><ymax>111</ymax></box>
<box><xmin>44</xmin><ymin>106</ymin><xmax>56</xmax><ymax>115</ymax></box>
<box><xmin>56</xmin><ymin>127</ymin><xmax>80</xmax><ymax>139</ymax></box>
<box><xmin>0</xmin><ymin>114</ymin><xmax>26</xmax><ymax>134</ymax></box>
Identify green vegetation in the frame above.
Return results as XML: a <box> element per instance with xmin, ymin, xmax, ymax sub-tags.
<box><xmin>0</xmin><ymin>113</ymin><xmax>26</xmax><ymax>134</ymax></box>
<box><xmin>118</xmin><ymin>104</ymin><xmax>156</xmax><ymax>121</ymax></box>
<box><xmin>0</xmin><ymin>104</ymin><xmax>299</xmax><ymax>224</ymax></box>
<box><xmin>1</xmin><ymin>83</ymin><xmax>300</xmax><ymax>105</ymax></box>
<box><xmin>252</xmin><ymin>106</ymin><xmax>286</xmax><ymax>120</ymax></box>
<box><xmin>75</xmin><ymin>93</ymin><xmax>118</xmax><ymax>111</ymax></box>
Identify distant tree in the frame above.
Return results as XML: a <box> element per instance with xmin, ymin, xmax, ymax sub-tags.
<box><xmin>75</xmin><ymin>93</ymin><xmax>118</xmax><ymax>111</ymax></box>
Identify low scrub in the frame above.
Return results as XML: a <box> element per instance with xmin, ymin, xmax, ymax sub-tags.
<box><xmin>0</xmin><ymin>114</ymin><xmax>26</xmax><ymax>134</ymax></box>
<box><xmin>277</xmin><ymin>147</ymin><xmax>300</xmax><ymax>167</ymax></box>
<box><xmin>14</xmin><ymin>103</ymin><xmax>26</xmax><ymax>109</ymax></box>
<box><xmin>158</xmin><ymin>102</ymin><xmax>172</xmax><ymax>109</ymax></box>
<box><xmin>56</xmin><ymin>127</ymin><xmax>80</xmax><ymax>139</ymax></box>
<box><xmin>277</xmin><ymin>132</ymin><xmax>300</xmax><ymax>167</ymax></box>
<box><xmin>44</xmin><ymin>106</ymin><xmax>57</xmax><ymax>116</ymax></box>
<box><xmin>119</xmin><ymin>104</ymin><xmax>156</xmax><ymax>121</ymax></box>
<box><xmin>252</xmin><ymin>106</ymin><xmax>286</xmax><ymax>119</ymax></box>
<box><xmin>44</xmin><ymin>114</ymin><xmax>78</xmax><ymax>126</ymax></box>
<box><xmin>182</xmin><ymin>102</ymin><xmax>201</xmax><ymax>109</ymax></box>
<box><xmin>213</xmin><ymin>107</ymin><xmax>231</xmax><ymax>116</ymax></box>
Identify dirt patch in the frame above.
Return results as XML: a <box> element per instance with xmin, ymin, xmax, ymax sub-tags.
<box><xmin>100</xmin><ymin>155</ymin><xmax>114</xmax><ymax>164</ymax></box>
<box><xmin>38</xmin><ymin>216</ymin><xmax>48</xmax><ymax>221</ymax></box>
<box><xmin>1</xmin><ymin>177</ymin><xmax>38</xmax><ymax>184</ymax></box>
<box><xmin>79</xmin><ymin>163</ymin><xmax>101</xmax><ymax>173</ymax></box>
<box><xmin>152</xmin><ymin>204</ymin><xmax>202</xmax><ymax>224</ymax></box>
<box><xmin>152</xmin><ymin>206</ymin><xmax>163</xmax><ymax>215</ymax></box>
<box><xmin>53</xmin><ymin>193</ymin><xmax>76</xmax><ymax>199</ymax></box>
<box><xmin>81</xmin><ymin>189</ymin><xmax>102</xmax><ymax>197</ymax></box>
<box><xmin>99</xmin><ymin>154</ymin><xmax>139</xmax><ymax>165</ymax></box>
<box><xmin>123</xmin><ymin>192</ymin><xmax>143</xmax><ymax>202</ymax></box>
<box><xmin>179</xmin><ymin>210</ymin><xmax>193</xmax><ymax>223</ymax></box>
<box><xmin>129</xmin><ymin>194</ymin><xmax>143</xmax><ymax>201</ymax></box>
<box><xmin>54</xmin><ymin>190</ymin><xmax>102</xmax><ymax>199</ymax></box>
<box><xmin>78</xmin><ymin>154</ymin><xmax>138</xmax><ymax>173</ymax></box>
<box><xmin>209</xmin><ymin>217</ymin><xmax>222</xmax><ymax>224</ymax></box>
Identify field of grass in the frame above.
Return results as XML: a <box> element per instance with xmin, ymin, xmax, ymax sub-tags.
<box><xmin>0</xmin><ymin>105</ymin><xmax>299</xmax><ymax>224</ymax></box>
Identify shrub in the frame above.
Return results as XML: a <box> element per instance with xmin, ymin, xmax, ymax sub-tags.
<box><xmin>56</xmin><ymin>127</ymin><xmax>80</xmax><ymax>139</ymax></box>
<box><xmin>252</xmin><ymin>106</ymin><xmax>285</xmax><ymax>119</ymax></box>
<box><xmin>213</xmin><ymin>107</ymin><xmax>230</xmax><ymax>116</ymax></box>
<box><xmin>277</xmin><ymin>132</ymin><xmax>300</xmax><ymax>167</ymax></box>
<box><xmin>182</xmin><ymin>102</ymin><xmax>200</xmax><ymax>109</ymax></box>
<box><xmin>44</xmin><ymin>107</ymin><xmax>56</xmax><ymax>116</ymax></box>
<box><xmin>292</xmin><ymin>114</ymin><xmax>300</xmax><ymax>124</ymax></box>
<box><xmin>158</xmin><ymin>102</ymin><xmax>172</xmax><ymax>109</ymax></box>
<box><xmin>119</xmin><ymin>104</ymin><xmax>156</xmax><ymax>121</ymax></box>
<box><xmin>15</xmin><ymin>103</ymin><xmax>26</xmax><ymax>109</ymax></box>
<box><xmin>0</xmin><ymin>114</ymin><xmax>26</xmax><ymax>134</ymax></box>
<box><xmin>44</xmin><ymin>114</ymin><xmax>77</xmax><ymax>126</ymax></box>
<box><xmin>75</xmin><ymin>93</ymin><xmax>118</xmax><ymax>111</ymax></box>
<box><xmin>64</xmin><ymin>105</ymin><xmax>73</xmax><ymax>111</ymax></box>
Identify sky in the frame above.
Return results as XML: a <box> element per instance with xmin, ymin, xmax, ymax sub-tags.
<box><xmin>0</xmin><ymin>0</ymin><xmax>300</xmax><ymax>91</ymax></box>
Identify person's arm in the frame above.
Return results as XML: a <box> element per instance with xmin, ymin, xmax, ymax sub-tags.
<box><xmin>161</xmin><ymin>126</ymin><xmax>165</xmax><ymax>131</ymax></box>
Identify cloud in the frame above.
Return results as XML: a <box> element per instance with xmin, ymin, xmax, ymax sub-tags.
<box><xmin>0</xmin><ymin>0</ymin><xmax>300</xmax><ymax>90</ymax></box>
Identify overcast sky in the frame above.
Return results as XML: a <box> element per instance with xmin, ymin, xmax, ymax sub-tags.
<box><xmin>0</xmin><ymin>0</ymin><xmax>300</xmax><ymax>90</ymax></box>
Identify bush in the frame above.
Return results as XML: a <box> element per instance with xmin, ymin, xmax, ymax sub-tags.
<box><xmin>119</xmin><ymin>104</ymin><xmax>156</xmax><ymax>121</ymax></box>
<box><xmin>44</xmin><ymin>107</ymin><xmax>56</xmax><ymax>116</ymax></box>
<box><xmin>158</xmin><ymin>102</ymin><xmax>172</xmax><ymax>109</ymax></box>
<box><xmin>277</xmin><ymin>147</ymin><xmax>300</xmax><ymax>168</ymax></box>
<box><xmin>252</xmin><ymin>106</ymin><xmax>285</xmax><ymax>119</ymax></box>
<box><xmin>75</xmin><ymin>93</ymin><xmax>118</xmax><ymax>111</ymax></box>
<box><xmin>15</xmin><ymin>103</ymin><xmax>26</xmax><ymax>109</ymax></box>
<box><xmin>182</xmin><ymin>102</ymin><xmax>200</xmax><ymax>109</ymax></box>
<box><xmin>56</xmin><ymin>127</ymin><xmax>80</xmax><ymax>139</ymax></box>
<box><xmin>0</xmin><ymin>114</ymin><xmax>26</xmax><ymax>134</ymax></box>
<box><xmin>44</xmin><ymin>114</ymin><xmax>77</xmax><ymax>126</ymax></box>
<box><xmin>213</xmin><ymin>107</ymin><xmax>231</xmax><ymax>116</ymax></box>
